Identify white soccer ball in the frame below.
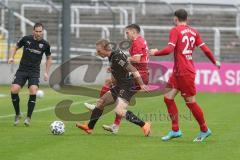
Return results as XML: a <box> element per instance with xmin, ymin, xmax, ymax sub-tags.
<box><xmin>50</xmin><ymin>121</ymin><xmax>65</xmax><ymax>135</ymax></box>
<box><xmin>36</xmin><ymin>90</ymin><xmax>44</xmax><ymax>98</ymax></box>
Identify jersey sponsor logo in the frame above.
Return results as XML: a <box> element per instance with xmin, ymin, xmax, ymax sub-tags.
<box><xmin>118</xmin><ymin>59</ymin><xmax>126</xmax><ymax>67</ymax></box>
<box><xmin>27</xmin><ymin>48</ymin><xmax>42</xmax><ymax>55</ymax></box>
<box><xmin>39</xmin><ymin>43</ymin><xmax>44</xmax><ymax>48</ymax></box>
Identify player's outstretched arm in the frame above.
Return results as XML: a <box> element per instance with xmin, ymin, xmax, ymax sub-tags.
<box><xmin>44</xmin><ymin>56</ymin><xmax>52</xmax><ymax>81</ymax></box>
<box><xmin>150</xmin><ymin>45</ymin><xmax>174</xmax><ymax>56</ymax></box>
<box><xmin>8</xmin><ymin>46</ymin><xmax>19</xmax><ymax>64</ymax></box>
<box><xmin>150</xmin><ymin>27</ymin><xmax>177</xmax><ymax>56</ymax></box>
<box><xmin>200</xmin><ymin>44</ymin><xmax>220</xmax><ymax>69</ymax></box>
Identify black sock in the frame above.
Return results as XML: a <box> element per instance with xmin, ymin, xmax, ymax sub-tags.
<box><xmin>11</xmin><ymin>93</ymin><xmax>20</xmax><ymax>115</ymax></box>
<box><xmin>125</xmin><ymin>110</ymin><xmax>145</xmax><ymax>127</ymax></box>
<box><xmin>88</xmin><ymin>107</ymin><xmax>103</xmax><ymax>129</ymax></box>
<box><xmin>27</xmin><ymin>95</ymin><xmax>36</xmax><ymax>118</ymax></box>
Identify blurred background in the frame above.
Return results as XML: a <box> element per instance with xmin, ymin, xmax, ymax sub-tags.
<box><xmin>0</xmin><ymin>0</ymin><xmax>240</xmax><ymax>87</ymax></box>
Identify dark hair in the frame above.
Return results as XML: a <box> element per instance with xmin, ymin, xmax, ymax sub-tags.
<box><xmin>33</xmin><ymin>22</ymin><xmax>44</xmax><ymax>30</ymax></box>
<box><xmin>126</xmin><ymin>24</ymin><xmax>141</xmax><ymax>33</ymax></box>
<box><xmin>174</xmin><ymin>9</ymin><xmax>188</xmax><ymax>22</ymax></box>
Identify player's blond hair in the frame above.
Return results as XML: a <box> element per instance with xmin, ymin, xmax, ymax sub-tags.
<box><xmin>96</xmin><ymin>39</ymin><xmax>111</xmax><ymax>51</ymax></box>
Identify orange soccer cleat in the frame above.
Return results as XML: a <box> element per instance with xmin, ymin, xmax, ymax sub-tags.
<box><xmin>76</xmin><ymin>123</ymin><xmax>93</xmax><ymax>134</ymax></box>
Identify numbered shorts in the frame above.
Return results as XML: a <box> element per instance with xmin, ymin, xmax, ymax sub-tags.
<box><xmin>167</xmin><ymin>74</ymin><xmax>196</xmax><ymax>98</ymax></box>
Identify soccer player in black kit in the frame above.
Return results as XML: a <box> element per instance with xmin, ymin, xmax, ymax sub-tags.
<box><xmin>76</xmin><ymin>39</ymin><xmax>151</xmax><ymax>136</ymax></box>
<box><xmin>8</xmin><ymin>23</ymin><xmax>52</xmax><ymax>126</ymax></box>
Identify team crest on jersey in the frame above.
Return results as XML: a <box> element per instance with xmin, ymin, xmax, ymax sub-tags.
<box><xmin>118</xmin><ymin>59</ymin><xmax>126</xmax><ymax>67</ymax></box>
<box><xmin>39</xmin><ymin>43</ymin><xmax>43</xmax><ymax>48</ymax></box>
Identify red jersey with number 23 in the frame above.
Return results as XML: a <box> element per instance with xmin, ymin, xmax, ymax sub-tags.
<box><xmin>168</xmin><ymin>25</ymin><xmax>205</xmax><ymax>76</ymax></box>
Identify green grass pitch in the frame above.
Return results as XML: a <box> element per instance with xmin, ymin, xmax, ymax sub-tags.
<box><xmin>0</xmin><ymin>85</ymin><xmax>239</xmax><ymax>160</ymax></box>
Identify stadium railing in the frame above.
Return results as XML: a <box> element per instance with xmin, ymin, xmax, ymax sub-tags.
<box><xmin>21</xmin><ymin>4</ymin><xmax>135</xmax><ymax>38</ymax></box>
<box><xmin>0</xmin><ymin>2</ymin><xmax>48</xmax><ymax>40</ymax></box>
<box><xmin>13</xmin><ymin>11</ymin><xmax>47</xmax><ymax>39</ymax></box>
<box><xmin>0</xmin><ymin>26</ymin><xmax>8</xmax><ymax>39</ymax></box>
<box><xmin>50</xmin><ymin>46</ymin><xmax>96</xmax><ymax>63</ymax></box>
<box><xmin>187</xmin><ymin>5</ymin><xmax>240</xmax><ymax>37</ymax></box>
<box><xmin>60</xmin><ymin>23</ymin><xmax>240</xmax><ymax>62</ymax></box>
<box><xmin>69</xmin><ymin>24</ymin><xmax>111</xmax><ymax>40</ymax></box>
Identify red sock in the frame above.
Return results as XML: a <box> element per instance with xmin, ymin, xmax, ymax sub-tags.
<box><xmin>164</xmin><ymin>97</ymin><xmax>179</xmax><ymax>132</ymax></box>
<box><xmin>99</xmin><ymin>85</ymin><xmax>110</xmax><ymax>97</ymax></box>
<box><xmin>114</xmin><ymin>114</ymin><xmax>122</xmax><ymax>126</ymax></box>
<box><xmin>186</xmin><ymin>102</ymin><xmax>208</xmax><ymax>132</ymax></box>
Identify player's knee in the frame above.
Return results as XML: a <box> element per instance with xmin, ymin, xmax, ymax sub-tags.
<box><xmin>11</xmin><ymin>85</ymin><xmax>20</xmax><ymax>94</ymax></box>
<box><xmin>29</xmin><ymin>85</ymin><xmax>38</xmax><ymax>95</ymax></box>
<box><xmin>164</xmin><ymin>93</ymin><xmax>175</xmax><ymax>100</ymax></box>
<box><xmin>114</xmin><ymin>107</ymin><xmax>124</xmax><ymax>117</ymax></box>
<box><xmin>96</xmin><ymin>98</ymin><xmax>105</xmax><ymax>109</ymax></box>
<box><xmin>184</xmin><ymin>97</ymin><xmax>196</xmax><ymax>103</ymax></box>
<box><xmin>184</xmin><ymin>96</ymin><xmax>195</xmax><ymax>103</ymax></box>
<box><xmin>11</xmin><ymin>88</ymin><xmax>18</xmax><ymax>94</ymax></box>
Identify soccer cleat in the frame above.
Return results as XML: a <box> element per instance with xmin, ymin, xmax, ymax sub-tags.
<box><xmin>24</xmin><ymin>117</ymin><xmax>31</xmax><ymax>126</ymax></box>
<box><xmin>76</xmin><ymin>123</ymin><xmax>92</xmax><ymax>134</ymax></box>
<box><xmin>193</xmin><ymin>129</ymin><xmax>212</xmax><ymax>142</ymax></box>
<box><xmin>162</xmin><ymin>130</ymin><xmax>182</xmax><ymax>141</ymax></box>
<box><xmin>84</xmin><ymin>102</ymin><xmax>95</xmax><ymax>111</ymax></box>
<box><xmin>102</xmin><ymin>124</ymin><xmax>119</xmax><ymax>134</ymax></box>
<box><xmin>142</xmin><ymin>122</ymin><xmax>151</xmax><ymax>137</ymax></box>
<box><xmin>14</xmin><ymin>114</ymin><xmax>22</xmax><ymax>126</ymax></box>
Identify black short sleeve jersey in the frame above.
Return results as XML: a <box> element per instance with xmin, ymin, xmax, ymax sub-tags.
<box><xmin>16</xmin><ymin>35</ymin><xmax>51</xmax><ymax>74</ymax></box>
<box><xmin>109</xmin><ymin>49</ymin><xmax>134</xmax><ymax>88</ymax></box>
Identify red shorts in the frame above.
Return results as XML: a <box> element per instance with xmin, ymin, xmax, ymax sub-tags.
<box><xmin>167</xmin><ymin>74</ymin><xmax>196</xmax><ymax>97</ymax></box>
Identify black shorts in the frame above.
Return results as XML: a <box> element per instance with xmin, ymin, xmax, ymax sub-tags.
<box><xmin>110</xmin><ymin>85</ymin><xmax>137</xmax><ymax>103</ymax></box>
<box><xmin>12</xmin><ymin>71</ymin><xmax>39</xmax><ymax>88</ymax></box>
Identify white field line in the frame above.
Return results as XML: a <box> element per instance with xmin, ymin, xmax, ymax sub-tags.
<box><xmin>0</xmin><ymin>99</ymin><xmax>95</xmax><ymax>119</ymax></box>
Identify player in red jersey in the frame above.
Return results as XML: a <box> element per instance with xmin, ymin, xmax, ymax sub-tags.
<box><xmin>150</xmin><ymin>9</ymin><xmax>220</xmax><ymax>142</ymax></box>
<box><xmin>127</xmin><ymin>24</ymin><xmax>149</xmax><ymax>87</ymax></box>
<box><xmin>85</xmin><ymin>24</ymin><xmax>150</xmax><ymax>134</ymax></box>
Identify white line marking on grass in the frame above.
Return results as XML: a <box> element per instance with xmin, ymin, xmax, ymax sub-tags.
<box><xmin>0</xmin><ymin>99</ymin><xmax>95</xmax><ymax>119</ymax></box>
<box><xmin>0</xmin><ymin>94</ymin><xmax>8</xmax><ymax>98</ymax></box>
